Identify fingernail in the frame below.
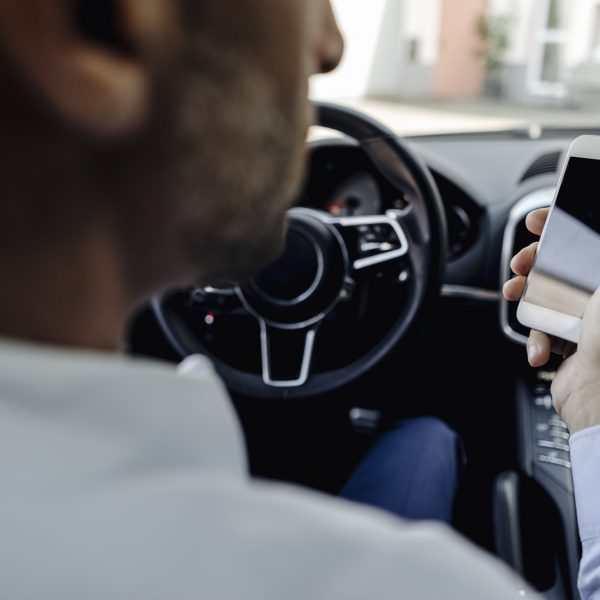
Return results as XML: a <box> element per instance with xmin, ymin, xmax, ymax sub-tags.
<box><xmin>527</xmin><ymin>343</ymin><xmax>540</xmax><ymax>365</ymax></box>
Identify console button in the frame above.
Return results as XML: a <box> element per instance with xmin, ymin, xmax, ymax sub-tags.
<box><xmin>549</xmin><ymin>428</ymin><xmax>570</xmax><ymax>440</ymax></box>
<box><xmin>538</xmin><ymin>454</ymin><xmax>571</xmax><ymax>469</ymax></box>
<box><xmin>537</xmin><ymin>440</ymin><xmax>570</xmax><ymax>452</ymax></box>
<box><xmin>548</xmin><ymin>416</ymin><xmax>568</xmax><ymax>429</ymax></box>
<box><xmin>534</xmin><ymin>394</ymin><xmax>553</xmax><ymax>410</ymax></box>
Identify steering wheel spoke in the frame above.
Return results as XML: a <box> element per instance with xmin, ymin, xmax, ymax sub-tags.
<box><xmin>259</xmin><ymin>320</ymin><xmax>320</xmax><ymax>388</ymax></box>
<box><xmin>329</xmin><ymin>211</ymin><xmax>409</xmax><ymax>272</ymax></box>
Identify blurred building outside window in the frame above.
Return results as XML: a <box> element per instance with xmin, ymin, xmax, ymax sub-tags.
<box><xmin>311</xmin><ymin>0</ymin><xmax>600</xmax><ymax>133</ymax></box>
<box><xmin>528</xmin><ymin>0</ymin><xmax>568</xmax><ymax>98</ymax></box>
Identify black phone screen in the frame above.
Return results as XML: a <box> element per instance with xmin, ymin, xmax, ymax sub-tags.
<box><xmin>523</xmin><ymin>157</ymin><xmax>600</xmax><ymax>318</ymax></box>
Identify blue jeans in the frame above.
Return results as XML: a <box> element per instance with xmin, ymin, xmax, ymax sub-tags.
<box><xmin>339</xmin><ymin>417</ymin><xmax>465</xmax><ymax>524</ymax></box>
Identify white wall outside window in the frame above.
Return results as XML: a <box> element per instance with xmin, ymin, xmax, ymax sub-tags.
<box><xmin>312</xmin><ymin>0</ymin><xmax>600</xmax><ymax>103</ymax></box>
<box><xmin>527</xmin><ymin>0</ymin><xmax>569</xmax><ymax>97</ymax></box>
<box><xmin>310</xmin><ymin>0</ymin><xmax>441</xmax><ymax>101</ymax></box>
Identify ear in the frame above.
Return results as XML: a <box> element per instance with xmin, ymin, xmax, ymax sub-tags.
<box><xmin>0</xmin><ymin>0</ymin><xmax>180</xmax><ymax>138</ymax></box>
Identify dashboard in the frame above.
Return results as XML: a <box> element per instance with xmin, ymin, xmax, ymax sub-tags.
<box><xmin>130</xmin><ymin>123</ymin><xmax>599</xmax><ymax>598</ymax></box>
<box><xmin>407</xmin><ymin>130</ymin><xmax>591</xmax><ymax>346</ymax></box>
<box><xmin>139</xmin><ymin>128</ymin><xmax>600</xmax><ymax>383</ymax></box>
<box><xmin>302</xmin><ymin>127</ymin><xmax>600</xmax><ymax>349</ymax></box>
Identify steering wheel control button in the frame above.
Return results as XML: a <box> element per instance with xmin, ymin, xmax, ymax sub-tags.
<box><xmin>338</xmin><ymin>277</ymin><xmax>356</xmax><ymax>302</ymax></box>
<box><xmin>398</xmin><ymin>269</ymin><xmax>410</xmax><ymax>284</ymax></box>
<box><xmin>329</xmin><ymin>213</ymin><xmax>409</xmax><ymax>271</ymax></box>
<box><xmin>189</xmin><ymin>287</ymin><xmax>238</xmax><ymax>311</ymax></box>
<box><xmin>190</xmin><ymin>288</ymin><xmax>208</xmax><ymax>304</ymax></box>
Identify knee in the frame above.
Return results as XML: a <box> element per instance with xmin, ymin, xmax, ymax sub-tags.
<box><xmin>419</xmin><ymin>416</ymin><xmax>457</xmax><ymax>444</ymax></box>
<box><xmin>391</xmin><ymin>417</ymin><xmax>465</xmax><ymax>466</ymax></box>
<box><xmin>396</xmin><ymin>416</ymin><xmax>457</xmax><ymax>444</ymax></box>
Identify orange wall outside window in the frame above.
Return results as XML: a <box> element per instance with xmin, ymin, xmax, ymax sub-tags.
<box><xmin>434</xmin><ymin>0</ymin><xmax>487</xmax><ymax>98</ymax></box>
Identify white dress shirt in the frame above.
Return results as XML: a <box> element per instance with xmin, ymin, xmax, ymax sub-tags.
<box><xmin>0</xmin><ymin>338</ymin><xmax>538</xmax><ymax>599</ymax></box>
<box><xmin>569</xmin><ymin>426</ymin><xmax>600</xmax><ymax>598</ymax></box>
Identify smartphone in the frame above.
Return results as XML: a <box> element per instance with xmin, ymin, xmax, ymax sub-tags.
<box><xmin>517</xmin><ymin>135</ymin><xmax>600</xmax><ymax>344</ymax></box>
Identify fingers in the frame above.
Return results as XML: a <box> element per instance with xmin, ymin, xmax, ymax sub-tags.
<box><xmin>510</xmin><ymin>242</ymin><xmax>538</xmax><ymax>276</ymax></box>
<box><xmin>502</xmin><ymin>275</ymin><xmax>567</xmax><ymax>365</ymax></box>
<box><xmin>505</xmin><ymin>208</ymin><xmax>553</xmax><ymax>369</ymax></box>
<box><xmin>505</xmin><ymin>208</ymin><xmax>547</xmax><ymax>299</ymax></box>
<box><xmin>503</xmin><ymin>276</ymin><xmax>526</xmax><ymax>301</ymax></box>
<box><xmin>527</xmin><ymin>329</ymin><xmax>552</xmax><ymax>367</ymax></box>
<box><xmin>525</xmin><ymin>208</ymin><xmax>549</xmax><ymax>236</ymax></box>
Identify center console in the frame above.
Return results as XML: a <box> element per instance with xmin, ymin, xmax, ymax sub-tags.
<box><xmin>497</xmin><ymin>187</ymin><xmax>581</xmax><ymax>599</ymax></box>
<box><xmin>493</xmin><ymin>369</ymin><xmax>580</xmax><ymax>599</ymax></box>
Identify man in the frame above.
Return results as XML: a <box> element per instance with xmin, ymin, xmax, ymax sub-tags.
<box><xmin>506</xmin><ymin>208</ymin><xmax>600</xmax><ymax>599</ymax></box>
<box><xmin>0</xmin><ymin>0</ymin><xmax>544</xmax><ymax>598</ymax></box>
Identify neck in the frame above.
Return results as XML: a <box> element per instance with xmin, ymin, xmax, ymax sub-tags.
<box><xmin>0</xmin><ymin>227</ymin><xmax>130</xmax><ymax>352</ymax></box>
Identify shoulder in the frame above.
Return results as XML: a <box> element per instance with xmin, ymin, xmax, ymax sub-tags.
<box><xmin>1</xmin><ymin>473</ymin><xmax>535</xmax><ymax>600</ymax></box>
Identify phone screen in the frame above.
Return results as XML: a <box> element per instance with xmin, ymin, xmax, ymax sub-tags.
<box><xmin>524</xmin><ymin>157</ymin><xmax>600</xmax><ymax>318</ymax></box>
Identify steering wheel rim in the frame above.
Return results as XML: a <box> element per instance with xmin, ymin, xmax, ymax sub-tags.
<box><xmin>152</xmin><ymin>102</ymin><xmax>447</xmax><ymax>399</ymax></box>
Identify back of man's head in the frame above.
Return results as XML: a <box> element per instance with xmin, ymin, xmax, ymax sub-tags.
<box><xmin>0</xmin><ymin>0</ymin><xmax>343</xmax><ymax>312</ymax></box>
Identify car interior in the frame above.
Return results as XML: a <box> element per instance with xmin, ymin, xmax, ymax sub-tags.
<box><xmin>126</xmin><ymin>99</ymin><xmax>587</xmax><ymax>599</ymax></box>
<box><xmin>3</xmin><ymin>0</ymin><xmax>599</xmax><ymax>596</ymax></box>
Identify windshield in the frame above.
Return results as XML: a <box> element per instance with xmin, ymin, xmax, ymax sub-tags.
<box><xmin>311</xmin><ymin>0</ymin><xmax>600</xmax><ymax>136</ymax></box>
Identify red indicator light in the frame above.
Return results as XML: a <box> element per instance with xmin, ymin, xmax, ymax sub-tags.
<box><xmin>327</xmin><ymin>199</ymin><xmax>344</xmax><ymax>216</ymax></box>
<box><xmin>204</xmin><ymin>313</ymin><xmax>216</xmax><ymax>326</ymax></box>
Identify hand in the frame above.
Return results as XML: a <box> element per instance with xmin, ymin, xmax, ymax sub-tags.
<box><xmin>503</xmin><ymin>208</ymin><xmax>572</xmax><ymax>366</ymax></box>
<box><xmin>503</xmin><ymin>207</ymin><xmax>600</xmax><ymax>434</ymax></box>
<box><xmin>551</xmin><ymin>290</ymin><xmax>600</xmax><ymax>434</ymax></box>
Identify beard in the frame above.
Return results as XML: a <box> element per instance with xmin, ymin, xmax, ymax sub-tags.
<box><xmin>112</xmin><ymin>32</ymin><xmax>311</xmax><ymax>300</ymax></box>
<box><xmin>165</xmin><ymin>38</ymin><xmax>309</xmax><ymax>285</ymax></box>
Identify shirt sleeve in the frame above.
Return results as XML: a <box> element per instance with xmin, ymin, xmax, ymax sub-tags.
<box><xmin>569</xmin><ymin>425</ymin><xmax>600</xmax><ymax>599</ymax></box>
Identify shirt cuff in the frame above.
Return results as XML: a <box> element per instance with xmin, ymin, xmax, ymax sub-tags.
<box><xmin>570</xmin><ymin>425</ymin><xmax>600</xmax><ymax>541</ymax></box>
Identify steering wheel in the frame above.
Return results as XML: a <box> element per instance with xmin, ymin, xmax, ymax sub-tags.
<box><xmin>152</xmin><ymin>102</ymin><xmax>447</xmax><ymax>399</ymax></box>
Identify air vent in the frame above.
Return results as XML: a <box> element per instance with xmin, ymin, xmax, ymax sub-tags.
<box><xmin>520</xmin><ymin>151</ymin><xmax>562</xmax><ymax>183</ymax></box>
<box><xmin>500</xmin><ymin>188</ymin><xmax>555</xmax><ymax>345</ymax></box>
<box><xmin>447</xmin><ymin>204</ymin><xmax>473</xmax><ymax>260</ymax></box>
<box><xmin>431</xmin><ymin>171</ymin><xmax>481</xmax><ymax>260</ymax></box>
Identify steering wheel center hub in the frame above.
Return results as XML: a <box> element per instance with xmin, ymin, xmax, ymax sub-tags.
<box><xmin>238</xmin><ymin>209</ymin><xmax>349</xmax><ymax>327</ymax></box>
<box><xmin>252</xmin><ymin>229</ymin><xmax>323</xmax><ymax>304</ymax></box>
